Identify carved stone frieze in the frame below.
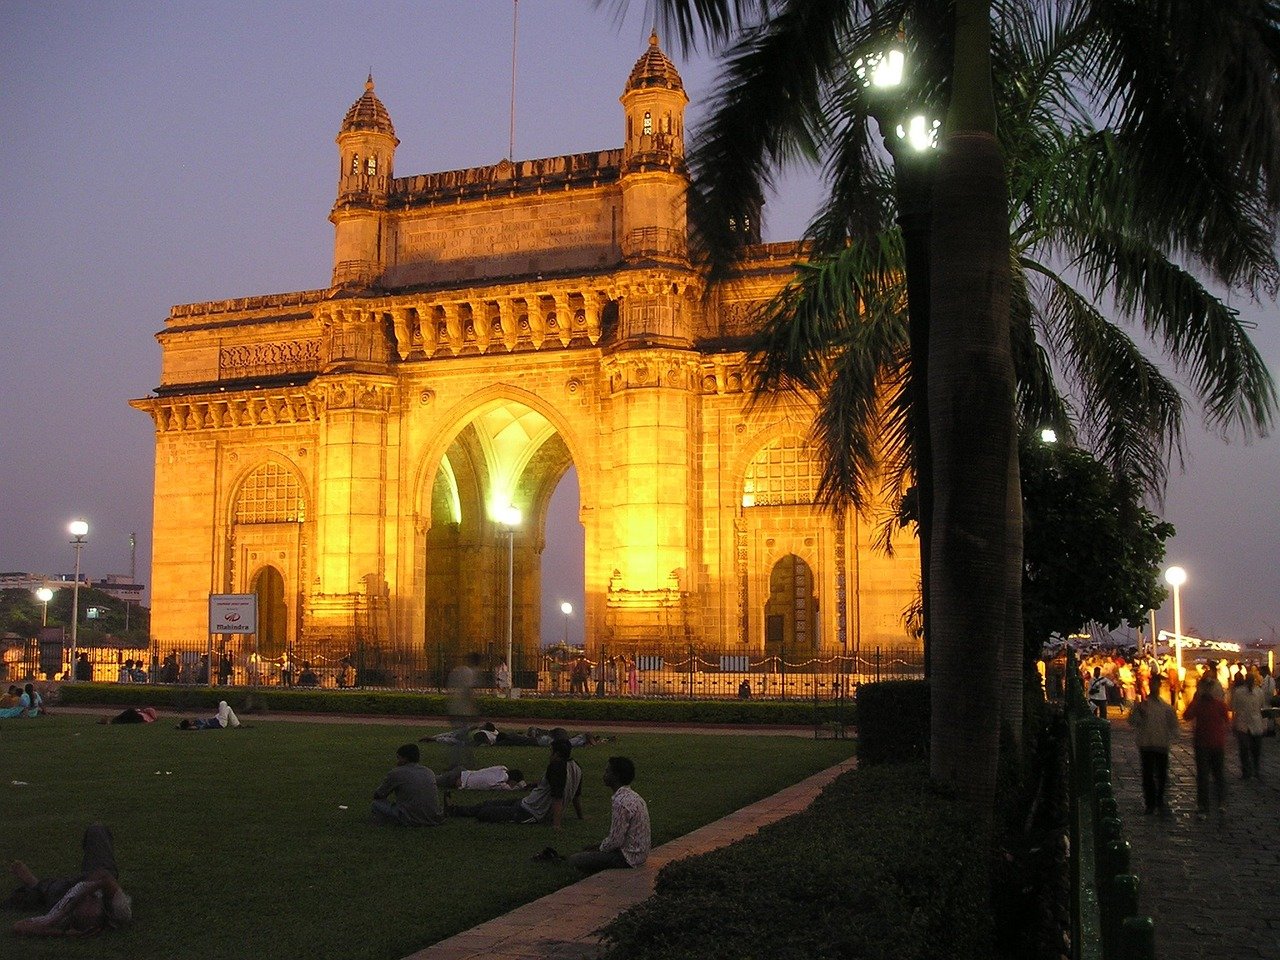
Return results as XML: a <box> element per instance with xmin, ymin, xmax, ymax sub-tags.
<box><xmin>219</xmin><ymin>339</ymin><xmax>324</xmax><ymax>379</ymax></box>
<box><xmin>132</xmin><ymin>388</ymin><xmax>321</xmax><ymax>435</ymax></box>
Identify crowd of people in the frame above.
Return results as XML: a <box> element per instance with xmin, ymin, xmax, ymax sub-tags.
<box><xmin>1069</xmin><ymin>648</ymin><xmax>1279</xmax><ymax>823</ymax></box>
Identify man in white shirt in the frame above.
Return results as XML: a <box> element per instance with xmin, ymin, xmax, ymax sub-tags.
<box><xmin>570</xmin><ymin>756</ymin><xmax>651</xmax><ymax>874</ymax></box>
<box><xmin>435</xmin><ymin>765</ymin><xmax>525</xmax><ymax>791</ymax></box>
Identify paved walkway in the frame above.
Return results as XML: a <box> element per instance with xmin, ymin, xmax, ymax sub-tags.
<box><xmin>1108</xmin><ymin>715</ymin><xmax>1280</xmax><ymax>960</ymax></box>
<box><xmin>401</xmin><ymin>756</ymin><xmax>856</xmax><ymax>960</ymax></box>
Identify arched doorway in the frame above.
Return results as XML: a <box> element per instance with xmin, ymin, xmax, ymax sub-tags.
<box><xmin>764</xmin><ymin>555</ymin><xmax>818</xmax><ymax>656</ymax></box>
<box><xmin>252</xmin><ymin>566</ymin><xmax>287</xmax><ymax>657</ymax></box>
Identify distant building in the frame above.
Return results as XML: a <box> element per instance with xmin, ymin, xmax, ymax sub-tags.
<box><xmin>0</xmin><ymin>572</ymin><xmax>143</xmax><ymax>604</ymax></box>
<box><xmin>131</xmin><ymin>36</ymin><xmax>920</xmax><ymax>665</ymax></box>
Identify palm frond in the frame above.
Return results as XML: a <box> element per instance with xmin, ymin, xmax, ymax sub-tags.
<box><xmin>1027</xmin><ymin>262</ymin><xmax>1186</xmax><ymax>494</ymax></box>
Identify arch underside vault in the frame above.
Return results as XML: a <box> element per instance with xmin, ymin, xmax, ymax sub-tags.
<box><xmin>425</xmin><ymin>400</ymin><xmax>573</xmax><ymax>661</ymax></box>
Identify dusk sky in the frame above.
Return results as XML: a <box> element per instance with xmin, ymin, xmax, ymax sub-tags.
<box><xmin>2</xmin><ymin>1</ymin><xmax>1277</xmax><ymax>645</ymax></box>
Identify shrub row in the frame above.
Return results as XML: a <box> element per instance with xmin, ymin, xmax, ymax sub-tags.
<box><xmin>55</xmin><ymin>683</ymin><xmax>852</xmax><ymax>726</ymax></box>
<box><xmin>856</xmin><ymin>678</ymin><xmax>930</xmax><ymax>765</ymax></box>
<box><xmin>601</xmin><ymin>761</ymin><xmax>992</xmax><ymax>960</ymax></box>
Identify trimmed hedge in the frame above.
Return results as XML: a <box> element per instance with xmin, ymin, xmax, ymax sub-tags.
<box><xmin>55</xmin><ymin>683</ymin><xmax>852</xmax><ymax>726</ymax></box>
<box><xmin>601</xmin><ymin>761</ymin><xmax>992</xmax><ymax>960</ymax></box>
<box><xmin>856</xmin><ymin>678</ymin><xmax>930</xmax><ymax>765</ymax></box>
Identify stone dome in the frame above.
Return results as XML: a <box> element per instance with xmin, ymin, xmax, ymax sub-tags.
<box><xmin>340</xmin><ymin>75</ymin><xmax>396</xmax><ymax>137</ymax></box>
<box><xmin>624</xmin><ymin>32</ymin><xmax>684</xmax><ymax>93</ymax></box>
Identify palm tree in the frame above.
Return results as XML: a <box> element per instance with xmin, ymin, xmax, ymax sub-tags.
<box><xmin>749</xmin><ymin>3</ymin><xmax>1277</xmax><ymax>795</ymax></box>
<box><xmin>609</xmin><ymin>0</ymin><xmax>1280</xmax><ymax>818</ymax></box>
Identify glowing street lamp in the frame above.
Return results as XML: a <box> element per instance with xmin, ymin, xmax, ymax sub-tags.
<box><xmin>35</xmin><ymin>587</ymin><xmax>53</xmax><ymax>626</ymax></box>
<box><xmin>1164</xmin><ymin>565</ymin><xmax>1187</xmax><ymax>671</ymax></box>
<box><xmin>560</xmin><ymin>601</ymin><xmax>573</xmax><ymax>646</ymax></box>
<box><xmin>1040</xmin><ymin>427</ymin><xmax>1058</xmax><ymax>444</ymax></box>
<box><xmin>498</xmin><ymin>505</ymin><xmax>522</xmax><ymax>698</ymax></box>
<box><xmin>68</xmin><ymin>519</ymin><xmax>89</xmax><ymax>680</ymax></box>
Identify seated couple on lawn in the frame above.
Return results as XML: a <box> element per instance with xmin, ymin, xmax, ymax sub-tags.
<box><xmin>0</xmin><ymin>684</ymin><xmax>45</xmax><ymax>719</ymax></box>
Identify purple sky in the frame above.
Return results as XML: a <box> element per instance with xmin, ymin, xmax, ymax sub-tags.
<box><xmin>1</xmin><ymin>1</ymin><xmax>1276</xmax><ymax>645</ymax></box>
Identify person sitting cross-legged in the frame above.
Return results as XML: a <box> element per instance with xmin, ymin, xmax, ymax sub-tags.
<box><xmin>371</xmin><ymin>743</ymin><xmax>443</xmax><ymax>827</ymax></box>
<box><xmin>569</xmin><ymin>756</ymin><xmax>651</xmax><ymax>874</ymax></box>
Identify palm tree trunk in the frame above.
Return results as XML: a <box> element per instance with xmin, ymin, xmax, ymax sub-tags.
<box><xmin>927</xmin><ymin>0</ymin><xmax>1014</xmax><ymax>826</ymax></box>
<box><xmin>896</xmin><ymin>151</ymin><xmax>934</xmax><ymax>676</ymax></box>
<box><xmin>1001</xmin><ymin>428</ymin><xmax>1024</xmax><ymax>755</ymax></box>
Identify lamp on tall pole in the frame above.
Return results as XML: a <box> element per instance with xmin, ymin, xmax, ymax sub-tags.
<box><xmin>855</xmin><ymin>30</ymin><xmax>941</xmax><ymax>676</ymax></box>
<box><xmin>68</xmin><ymin>519</ymin><xmax>89</xmax><ymax>680</ymax></box>
<box><xmin>1164</xmin><ymin>565</ymin><xmax>1187</xmax><ymax>672</ymax></box>
<box><xmin>498</xmin><ymin>505</ymin><xmax>522</xmax><ymax>698</ymax></box>
<box><xmin>36</xmin><ymin>587</ymin><xmax>53</xmax><ymax>627</ymax></box>
<box><xmin>560</xmin><ymin>601</ymin><xmax>573</xmax><ymax>646</ymax></box>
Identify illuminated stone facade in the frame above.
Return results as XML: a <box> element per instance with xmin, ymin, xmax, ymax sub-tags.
<box><xmin>132</xmin><ymin>37</ymin><xmax>919</xmax><ymax>664</ymax></box>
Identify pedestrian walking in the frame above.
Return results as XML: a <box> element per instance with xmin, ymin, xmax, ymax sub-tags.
<box><xmin>1130</xmin><ymin>673</ymin><xmax>1179</xmax><ymax>815</ymax></box>
<box><xmin>1088</xmin><ymin>667</ymin><xmax>1117</xmax><ymax>719</ymax></box>
<box><xmin>1228</xmin><ymin>672</ymin><xmax>1266</xmax><ymax>780</ymax></box>
<box><xmin>1184</xmin><ymin>682</ymin><xmax>1230</xmax><ymax>822</ymax></box>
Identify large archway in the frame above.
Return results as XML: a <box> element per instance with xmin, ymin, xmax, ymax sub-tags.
<box><xmin>422</xmin><ymin>398</ymin><xmax>580</xmax><ymax>680</ymax></box>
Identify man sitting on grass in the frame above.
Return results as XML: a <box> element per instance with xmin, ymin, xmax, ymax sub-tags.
<box><xmin>371</xmin><ymin>743</ymin><xmax>443</xmax><ymax>827</ymax></box>
<box><xmin>7</xmin><ymin>824</ymin><xmax>133</xmax><ymax>937</ymax></box>
<box><xmin>569</xmin><ymin>756</ymin><xmax>651</xmax><ymax>874</ymax></box>
<box><xmin>448</xmin><ymin>738</ymin><xmax>582</xmax><ymax>828</ymax></box>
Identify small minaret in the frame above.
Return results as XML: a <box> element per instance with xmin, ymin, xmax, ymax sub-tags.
<box><xmin>619</xmin><ymin>33</ymin><xmax>688</xmax><ymax>262</ymax></box>
<box><xmin>330</xmin><ymin>75</ymin><xmax>399</xmax><ymax>288</ymax></box>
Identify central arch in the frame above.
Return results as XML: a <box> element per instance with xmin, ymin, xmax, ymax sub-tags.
<box><xmin>417</xmin><ymin>392</ymin><xmax>585</xmax><ymax>680</ymax></box>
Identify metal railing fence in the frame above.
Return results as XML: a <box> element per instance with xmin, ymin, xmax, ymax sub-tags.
<box><xmin>4</xmin><ymin>636</ymin><xmax>924</xmax><ymax>700</ymax></box>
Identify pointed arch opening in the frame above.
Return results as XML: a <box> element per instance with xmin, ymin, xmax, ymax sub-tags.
<box><xmin>764</xmin><ymin>555</ymin><xmax>818</xmax><ymax>654</ymax></box>
<box><xmin>252</xmin><ymin>566</ymin><xmax>287</xmax><ymax>658</ymax></box>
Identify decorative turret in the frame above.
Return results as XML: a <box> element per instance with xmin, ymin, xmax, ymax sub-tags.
<box><xmin>622</xmin><ymin>32</ymin><xmax>686</xmax><ymax>170</ymax></box>
<box><xmin>618</xmin><ymin>33</ymin><xmax>689</xmax><ymax>264</ymax></box>
<box><xmin>331</xmin><ymin>76</ymin><xmax>399</xmax><ymax>288</ymax></box>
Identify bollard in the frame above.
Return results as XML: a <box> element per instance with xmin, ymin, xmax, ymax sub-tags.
<box><xmin>1097</xmin><ymin>796</ymin><xmax>1119</xmax><ymax>821</ymax></box>
<box><xmin>1100</xmin><ymin>838</ymin><xmax>1131</xmax><ymax>883</ymax></box>
<box><xmin>1102</xmin><ymin>874</ymin><xmax>1140</xmax><ymax>957</ymax></box>
<box><xmin>1120</xmin><ymin>915</ymin><xmax>1156</xmax><ymax>960</ymax></box>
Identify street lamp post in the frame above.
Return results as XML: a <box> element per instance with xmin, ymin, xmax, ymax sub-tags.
<box><xmin>36</xmin><ymin>587</ymin><xmax>53</xmax><ymax>627</ymax></box>
<box><xmin>1164</xmin><ymin>565</ymin><xmax>1187</xmax><ymax>672</ymax></box>
<box><xmin>498</xmin><ymin>505</ymin><xmax>522</xmax><ymax>699</ymax></box>
<box><xmin>856</xmin><ymin>31</ymin><xmax>941</xmax><ymax>676</ymax></box>
<box><xmin>68</xmin><ymin>520</ymin><xmax>89</xmax><ymax>681</ymax></box>
<box><xmin>560</xmin><ymin>601</ymin><xmax>573</xmax><ymax>646</ymax></box>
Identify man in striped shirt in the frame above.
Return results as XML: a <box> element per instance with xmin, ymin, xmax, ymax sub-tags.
<box><xmin>570</xmin><ymin>756</ymin><xmax>650</xmax><ymax>874</ymax></box>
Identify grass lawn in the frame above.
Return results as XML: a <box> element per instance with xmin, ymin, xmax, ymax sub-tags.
<box><xmin>0</xmin><ymin>715</ymin><xmax>852</xmax><ymax>960</ymax></box>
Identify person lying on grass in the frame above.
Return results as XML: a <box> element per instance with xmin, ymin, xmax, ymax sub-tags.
<box><xmin>434</xmin><ymin>765</ymin><xmax>526</xmax><ymax>791</ymax></box>
<box><xmin>99</xmin><ymin>707</ymin><xmax>159</xmax><ymax>724</ymax></box>
<box><xmin>424</xmin><ymin>723</ymin><xmax>612</xmax><ymax>748</ymax></box>
<box><xmin>176</xmin><ymin>700</ymin><xmax>241</xmax><ymax>730</ymax></box>
<box><xmin>446</xmin><ymin>738</ymin><xmax>582</xmax><ymax>829</ymax></box>
<box><xmin>7</xmin><ymin>824</ymin><xmax>133</xmax><ymax>937</ymax></box>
